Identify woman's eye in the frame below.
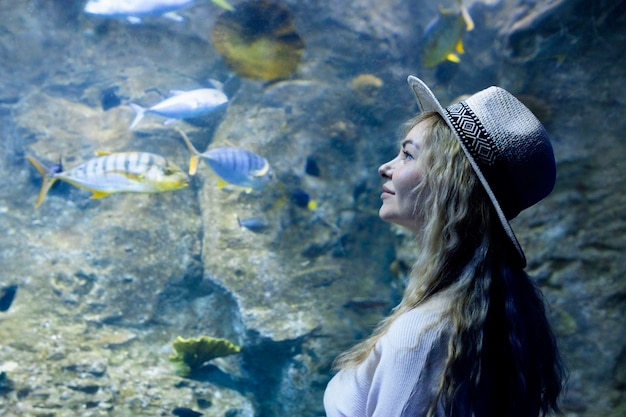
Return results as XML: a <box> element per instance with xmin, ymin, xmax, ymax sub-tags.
<box><xmin>402</xmin><ymin>150</ymin><xmax>414</xmax><ymax>160</ymax></box>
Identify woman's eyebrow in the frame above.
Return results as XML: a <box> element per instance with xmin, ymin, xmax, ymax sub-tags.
<box><xmin>401</xmin><ymin>139</ymin><xmax>417</xmax><ymax>148</ymax></box>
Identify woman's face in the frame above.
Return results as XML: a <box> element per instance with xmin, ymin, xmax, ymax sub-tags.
<box><xmin>378</xmin><ymin>122</ymin><xmax>429</xmax><ymax>233</ymax></box>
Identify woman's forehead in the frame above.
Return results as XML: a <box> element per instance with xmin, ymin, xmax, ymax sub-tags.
<box><xmin>404</xmin><ymin>122</ymin><xmax>429</xmax><ymax>144</ymax></box>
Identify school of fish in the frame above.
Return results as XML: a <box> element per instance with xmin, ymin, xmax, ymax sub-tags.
<box><xmin>27</xmin><ymin>0</ymin><xmax>470</xmax><ymax>210</ymax></box>
<box><xmin>27</xmin><ymin>1</ymin><xmax>276</xmax><ymax>208</ymax></box>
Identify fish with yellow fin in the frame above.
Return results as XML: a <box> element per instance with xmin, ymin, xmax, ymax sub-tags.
<box><xmin>420</xmin><ymin>1</ymin><xmax>475</xmax><ymax>68</ymax></box>
<box><xmin>26</xmin><ymin>151</ymin><xmax>189</xmax><ymax>208</ymax></box>
<box><xmin>177</xmin><ymin>129</ymin><xmax>273</xmax><ymax>192</ymax></box>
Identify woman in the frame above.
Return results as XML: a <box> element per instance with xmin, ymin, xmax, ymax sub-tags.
<box><xmin>324</xmin><ymin>76</ymin><xmax>566</xmax><ymax>417</ymax></box>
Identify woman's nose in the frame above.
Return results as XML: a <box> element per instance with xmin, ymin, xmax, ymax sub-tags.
<box><xmin>379</xmin><ymin>160</ymin><xmax>393</xmax><ymax>178</ymax></box>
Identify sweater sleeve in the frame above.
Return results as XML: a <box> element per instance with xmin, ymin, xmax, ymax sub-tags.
<box><xmin>368</xmin><ymin>309</ymin><xmax>450</xmax><ymax>416</ymax></box>
<box><xmin>324</xmin><ymin>298</ymin><xmax>451</xmax><ymax>417</ymax></box>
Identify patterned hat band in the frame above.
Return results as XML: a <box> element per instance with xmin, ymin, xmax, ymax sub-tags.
<box><xmin>444</xmin><ymin>102</ymin><xmax>520</xmax><ymax>219</ymax></box>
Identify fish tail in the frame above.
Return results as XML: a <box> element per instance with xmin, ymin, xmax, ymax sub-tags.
<box><xmin>211</xmin><ymin>0</ymin><xmax>235</xmax><ymax>12</ymax></box>
<box><xmin>461</xmin><ymin>5</ymin><xmax>474</xmax><ymax>31</ymax></box>
<box><xmin>25</xmin><ymin>156</ymin><xmax>59</xmax><ymax>209</ymax></box>
<box><xmin>176</xmin><ymin>128</ymin><xmax>202</xmax><ymax>175</ymax></box>
<box><xmin>129</xmin><ymin>103</ymin><xmax>146</xmax><ymax>130</ymax></box>
<box><xmin>208</xmin><ymin>78</ymin><xmax>225</xmax><ymax>91</ymax></box>
<box><xmin>188</xmin><ymin>155</ymin><xmax>201</xmax><ymax>176</ymax></box>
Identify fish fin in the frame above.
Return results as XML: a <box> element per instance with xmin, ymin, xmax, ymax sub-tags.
<box><xmin>95</xmin><ymin>150</ymin><xmax>112</xmax><ymax>156</ymax></box>
<box><xmin>455</xmin><ymin>39</ymin><xmax>465</xmax><ymax>54</ymax></box>
<box><xmin>129</xmin><ymin>103</ymin><xmax>145</xmax><ymax>130</ymax></box>
<box><xmin>211</xmin><ymin>0</ymin><xmax>235</xmax><ymax>11</ymax></box>
<box><xmin>189</xmin><ymin>155</ymin><xmax>201</xmax><ymax>175</ymax></box>
<box><xmin>250</xmin><ymin>162</ymin><xmax>271</xmax><ymax>178</ymax></box>
<box><xmin>89</xmin><ymin>191</ymin><xmax>111</xmax><ymax>200</ymax></box>
<box><xmin>163</xmin><ymin>12</ymin><xmax>184</xmax><ymax>22</ymax></box>
<box><xmin>461</xmin><ymin>6</ymin><xmax>475</xmax><ymax>31</ymax></box>
<box><xmin>446</xmin><ymin>53</ymin><xmax>461</xmax><ymax>63</ymax></box>
<box><xmin>26</xmin><ymin>155</ymin><xmax>49</xmax><ymax>177</ymax></box>
<box><xmin>176</xmin><ymin>129</ymin><xmax>202</xmax><ymax>175</ymax></box>
<box><xmin>208</xmin><ymin>79</ymin><xmax>224</xmax><ymax>91</ymax></box>
<box><xmin>216</xmin><ymin>178</ymin><xmax>229</xmax><ymax>189</ymax></box>
<box><xmin>25</xmin><ymin>156</ymin><xmax>59</xmax><ymax>209</ymax></box>
<box><xmin>127</xmin><ymin>16</ymin><xmax>142</xmax><ymax>24</ymax></box>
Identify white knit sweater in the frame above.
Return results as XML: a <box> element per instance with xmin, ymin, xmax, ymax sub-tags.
<box><xmin>324</xmin><ymin>292</ymin><xmax>452</xmax><ymax>417</ymax></box>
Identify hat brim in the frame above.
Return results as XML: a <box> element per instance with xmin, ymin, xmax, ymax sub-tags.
<box><xmin>407</xmin><ymin>75</ymin><xmax>526</xmax><ymax>267</ymax></box>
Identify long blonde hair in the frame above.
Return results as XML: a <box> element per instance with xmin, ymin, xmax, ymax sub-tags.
<box><xmin>334</xmin><ymin>111</ymin><xmax>485</xmax><ymax>366</ymax></box>
<box><xmin>333</xmin><ymin>112</ymin><xmax>564</xmax><ymax>417</ymax></box>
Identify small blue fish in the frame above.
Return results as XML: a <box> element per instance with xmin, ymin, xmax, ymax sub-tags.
<box><xmin>129</xmin><ymin>87</ymin><xmax>228</xmax><ymax>130</ymax></box>
<box><xmin>0</xmin><ymin>285</ymin><xmax>17</xmax><ymax>312</ymax></box>
<box><xmin>177</xmin><ymin>129</ymin><xmax>273</xmax><ymax>192</ymax></box>
<box><xmin>237</xmin><ymin>216</ymin><xmax>269</xmax><ymax>233</ymax></box>
<box><xmin>172</xmin><ymin>407</ymin><xmax>203</xmax><ymax>417</ymax></box>
<box><xmin>84</xmin><ymin>0</ymin><xmax>233</xmax><ymax>24</ymax></box>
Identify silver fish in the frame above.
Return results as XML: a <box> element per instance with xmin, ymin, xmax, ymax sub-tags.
<box><xmin>84</xmin><ymin>0</ymin><xmax>234</xmax><ymax>23</ymax></box>
<box><xmin>84</xmin><ymin>0</ymin><xmax>196</xmax><ymax>23</ymax></box>
<box><xmin>26</xmin><ymin>152</ymin><xmax>189</xmax><ymax>208</ymax></box>
<box><xmin>177</xmin><ymin>129</ymin><xmax>273</xmax><ymax>192</ymax></box>
<box><xmin>129</xmin><ymin>87</ymin><xmax>228</xmax><ymax>130</ymax></box>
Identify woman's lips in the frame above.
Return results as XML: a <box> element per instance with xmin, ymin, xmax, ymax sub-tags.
<box><xmin>381</xmin><ymin>185</ymin><xmax>394</xmax><ymax>199</ymax></box>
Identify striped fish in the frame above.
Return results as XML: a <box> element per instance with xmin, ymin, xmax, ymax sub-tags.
<box><xmin>26</xmin><ymin>152</ymin><xmax>189</xmax><ymax>208</ymax></box>
<box><xmin>177</xmin><ymin>129</ymin><xmax>273</xmax><ymax>192</ymax></box>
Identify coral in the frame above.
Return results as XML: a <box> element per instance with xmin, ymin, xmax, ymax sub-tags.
<box><xmin>169</xmin><ymin>336</ymin><xmax>242</xmax><ymax>376</ymax></box>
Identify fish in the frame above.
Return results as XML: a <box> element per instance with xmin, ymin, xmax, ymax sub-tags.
<box><xmin>305</xmin><ymin>156</ymin><xmax>320</xmax><ymax>177</ymax></box>
<box><xmin>129</xmin><ymin>87</ymin><xmax>228</xmax><ymax>130</ymax></box>
<box><xmin>172</xmin><ymin>407</ymin><xmax>203</xmax><ymax>417</ymax></box>
<box><xmin>420</xmin><ymin>1</ymin><xmax>474</xmax><ymax>68</ymax></box>
<box><xmin>0</xmin><ymin>285</ymin><xmax>18</xmax><ymax>312</ymax></box>
<box><xmin>290</xmin><ymin>188</ymin><xmax>317</xmax><ymax>210</ymax></box>
<box><xmin>343</xmin><ymin>298</ymin><xmax>389</xmax><ymax>311</ymax></box>
<box><xmin>101</xmin><ymin>86</ymin><xmax>123</xmax><ymax>111</ymax></box>
<box><xmin>84</xmin><ymin>0</ymin><xmax>234</xmax><ymax>24</ymax></box>
<box><xmin>177</xmin><ymin>129</ymin><xmax>273</xmax><ymax>192</ymax></box>
<box><xmin>237</xmin><ymin>216</ymin><xmax>269</xmax><ymax>233</ymax></box>
<box><xmin>26</xmin><ymin>152</ymin><xmax>189</xmax><ymax>208</ymax></box>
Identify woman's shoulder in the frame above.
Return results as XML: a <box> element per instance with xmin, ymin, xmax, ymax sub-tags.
<box><xmin>384</xmin><ymin>292</ymin><xmax>453</xmax><ymax>349</ymax></box>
